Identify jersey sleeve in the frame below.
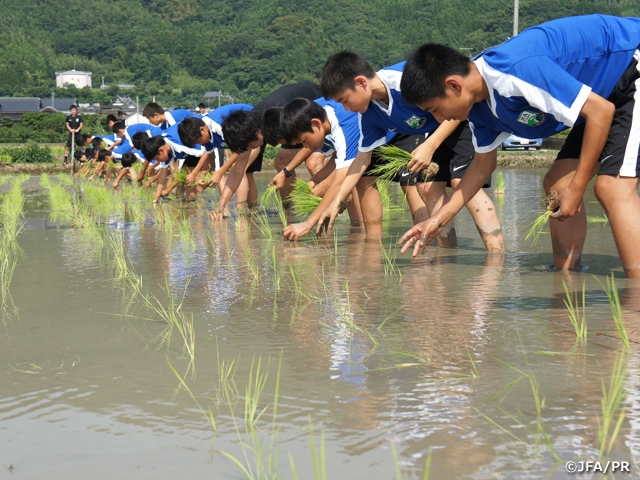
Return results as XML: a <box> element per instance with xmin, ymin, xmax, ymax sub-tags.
<box><xmin>480</xmin><ymin>56</ymin><xmax>591</xmax><ymax>127</ymax></box>
<box><xmin>358</xmin><ymin>113</ymin><xmax>388</xmax><ymax>152</ymax></box>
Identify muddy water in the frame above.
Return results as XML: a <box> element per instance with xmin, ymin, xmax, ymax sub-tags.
<box><xmin>1</xmin><ymin>171</ymin><xmax>639</xmax><ymax>479</ymax></box>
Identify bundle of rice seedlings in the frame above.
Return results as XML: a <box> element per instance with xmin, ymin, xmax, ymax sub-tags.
<box><xmin>525</xmin><ymin>191</ymin><xmax>557</xmax><ymax>245</ymax></box>
<box><xmin>370</xmin><ymin>146</ymin><xmax>412</xmax><ymax>183</ymax></box>
<box><xmin>288</xmin><ymin>178</ymin><xmax>321</xmax><ymax>217</ymax></box>
<box><xmin>259</xmin><ymin>184</ymin><xmax>279</xmax><ymax>208</ymax></box>
<box><xmin>173</xmin><ymin>169</ymin><xmax>188</xmax><ymax>185</ymax></box>
<box><xmin>371</xmin><ymin>145</ymin><xmax>439</xmax><ymax>183</ymax></box>
<box><xmin>494</xmin><ymin>171</ymin><xmax>506</xmax><ymax>195</ymax></box>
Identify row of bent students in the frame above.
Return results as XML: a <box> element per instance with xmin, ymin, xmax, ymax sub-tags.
<box><xmin>77</xmin><ymin>15</ymin><xmax>640</xmax><ymax>278</ymax></box>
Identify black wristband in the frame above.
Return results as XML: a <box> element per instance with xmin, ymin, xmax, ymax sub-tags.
<box><xmin>282</xmin><ymin>167</ymin><xmax>292</xmax><ymax>178</ymax></box>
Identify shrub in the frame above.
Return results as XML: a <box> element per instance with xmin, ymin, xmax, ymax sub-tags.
<box><xmin>0</xmin><ymin>143</ymin><xmax>53</xmax><ymax>163</ymax></box>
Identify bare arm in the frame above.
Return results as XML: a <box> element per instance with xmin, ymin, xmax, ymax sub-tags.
<box><xmin>217</xmin><ymin>147</ymin><xmax>260</xmax><ymax>207</ymax></box>
<box><xmin>400</xmin><ymin>149</ymin><xmax>497</xmax><ymax>255</ymax></box>
<box><xmin>551</xmin><ymin>92</ymin><xmax>614</xmax><ymax>220</ymax></box>
<box><xmin>269</xmin><ymin>147</ymin><xmax>315</xmax><ymax>189</ymax></box>
<box><xmin>314</xmin><ymin>150</ymin><xmax>372</xmax><ymax>232</ymax></box>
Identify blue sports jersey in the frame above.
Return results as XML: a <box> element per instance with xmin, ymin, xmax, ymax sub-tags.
<box><xmin>201</xmin><ymin>104</ymin><xmax>253</xmax><ymax>151</ymax></box>
<box><xmin>315</xmin><ymin>98</ymin><xmax>360</xmax><ymax>167</ymax></box>
<box><xmin>162</xmin><ymin>124</ymin><xmax>205</xmax><ymax>165</ymax></box>
<box><xmin>112</xmin><ymin>139</ymin><xmax>133</xmax><ymax>160</ymax></box>
<box><xmin>469</xmin><ymin>15</ymin><xmax>640</xmax><ymax>153</ymax></box>
<box><xmin>158</xmin><ymin>109</ymin><xmax>200</xmax><ymax>131</ymax></box>
<box><xmin>359</xmin><ymin>61</ymin><xmax>441</xmax><ymax>152</ymax></box>
<box><xmin>124</xmin><ymin>123</ymin><xmax>154</xmax><ymax>144</ymax></box>
<box><xmin>100</xmin><ymin>133</ymin><xmax>119</xmax><ymax>147</ymax></box>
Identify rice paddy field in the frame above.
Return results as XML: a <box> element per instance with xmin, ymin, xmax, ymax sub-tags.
<box><xmin>0</xmin><ymin>170</ymin><xmax>638</xmax><ymax>479</ymax></box>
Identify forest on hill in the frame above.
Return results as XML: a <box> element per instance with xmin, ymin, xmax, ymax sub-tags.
<box><xmin>0</xmin><ymin>0</ymin><xmax>638</xmax><ymax>107</ymax></box>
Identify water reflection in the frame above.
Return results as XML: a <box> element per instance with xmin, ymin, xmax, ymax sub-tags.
<box><xmin>0</xmin><ymin>172</ymin><xmax>637</xmax><ymax>479</ymax></box>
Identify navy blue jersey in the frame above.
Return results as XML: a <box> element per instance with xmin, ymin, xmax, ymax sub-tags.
<box><xmin>158</xmin><ymin>109</ymin><xmax>200</xmax><ymax>131</ymax></box>
<box><xmin>469</xmin><ymin>15</ymin><xmax>640</xmax><ymax>152</ymax></box>
<box><xmin>315</xmin><ymin>98</ymin><xmax>360</xmax><ymax>167</ymax></box>
<box><xmin>359</xmin><ymin>62</ymin><xmax>440</xmax><ymax>152</ymax></box>
<box><xmin>202</xmin><ymin>104</ymin><xmax>253</xmax><ymax>151</ymax></box>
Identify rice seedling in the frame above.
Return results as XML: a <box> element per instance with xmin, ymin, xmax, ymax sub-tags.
<box><xmin>289</xmin><ymin>178</ymin><xmax>321</xmax><ymax>218</ymax></box>
<box><xmin>143</xmin><ymin>277</ymin><xmax>196</xmax><ymax>376</ymax></box>
<box><xmin>175</xmin><ymin>213</ymin><xmax>196</xmax><ymax>253</ymax></box>
<box><xmin>307</xmin><ymin>417</ymin><xmax>326</xmax><ymax>480</ymax></box>
<box><xmin>215</xmin><ymin>337</ymin><xmax>240</xmax><ymax>401</ymax></box>
<box><xmin>241</xmin><ymin>248</ymin><xmax>261</xmax><ymax>284</ymax></box>
<box><xmin>167</xmin><ymin>358</ymin><xmax>216</xmax><ymax>431</ymax></box>
<box><xmin>494</xmin><ymin>171</ymin><xmax>506</xmax><ymax>195</ymax></box>
<box><xmin>596</xmin><ymin>273</ymin><xmax>630</xmax><ymax>353</ymax></box>
<box><xmin>562</xmin><ymin>280</ymin><xmax>588</xmax><ymax>342</ymax></box>
<box><xmin>525</xmin><ymin>191</ymin><xmax>558</xmax><ymax>245</ymax></box>
<box><xmin>380</xmin><ymin>237</ymin><xmax>402</xmax><ymax>281</ymax></box>
<box><xmin>259</xmin><ymin>184</ymin><xmax>279</xmax><ymax>208</ymax></box>
<box><xmin>54</xmin><ymin>172</ymin><xmax>75</xmax><ymax>186</ymax></box>
<box><xmin>40</xmin><ymin>176</ymin><xmax>75</xmax><ymax>225</ymax></box>
<box><xmin>219</xmin><ymin>353</ymin><xmax>283</xmax><ymax>480</ymax></box>
<box><xmin>270</xmin><ymin>245</ymin><xmax>280</xmax><ymax>291</ymax></box>
<box><xmin>597</xmin><ymin>350</ymin><xmax>628</xmax><ymax>459</ymax></box>
<box><xmin>252</xmin><ymin>211</ymin><xmax>274</xmax><ymax>240</ymax></box>
<box><xmin>370</xmin><ymin>145</ymin><xmax>440</xmax><ymax>183</ymax></box>
<box><xmin>288</xmin><ymin>260</ymin><xmax>305</xmax><ymax>298</ymax></box>
<box><xmin>477</xmin><ymin>334</ymin><xmax>560</xmax><ymax>462</ymax></box>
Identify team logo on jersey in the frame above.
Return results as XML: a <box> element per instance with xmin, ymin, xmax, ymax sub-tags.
<box><xmin>405</xmin><ymin>114</ymin><xmax>427</xmax><ymax>129</ymax></box>
<box><xmin>517</xmin><ymin>111</ymin><xmax>546</xmax><ymax>127</ymax></box>
<box><xmin>221</xmin><ymin>141</ymin><xmax>227</xmax><ymax>148</ymax></box>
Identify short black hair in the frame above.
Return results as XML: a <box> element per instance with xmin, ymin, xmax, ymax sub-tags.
<box><xmin>142</xmin><ymin>102</ymin><xmax>164</xmax><ymax>117</ymax></box>
<box><xmin>400</xmin><ymin>43</ymin><xmax>471</xmax><ymax>104</ymax></box>
<box><xmin>321</xmin><ymin>50</ymin><xmax>376</xmax><ymax>99</ymax></box>
<box><xmin>280</xmin><ymin>98</ymin><xmax>326</xmax><ymax>145</ymax></box>
<box><xmin>178</xmin><ymin>117</ymin><xmax>206</xmax><ymax>147</ymax></box>
<box><xmin>91</xmin><ymin>137</ymin><xmax>103</xmax><ymax>148</ymax></box>
<box><xmin>141</xmin><ymin>136</ymin><xmax>166</xmax><ymax>161</ymax></box>
<box><xmin>261</xmin><ymin>107</ymin><xmax>284</xmax><ymax>146</ymax></box>
<box><xmin>221</xmin><ymin>110</ymin><xmax>262</xmax><ymax>153</ymax></box>
<box><xmin>87</xmin><ymin>147</ymin><xmax>99</xmax><ymax>159</ymax></box>
<box><xmin>198</xmin><ymin>103</ymin><xmax>206</xmax><ymax>109</ymax></box>
<box><xmin>73</xmin><ymin>150</ymin><xmax>86</xmax><ymax>160</ymax></box>
<box><xmin>112</xmin><ymin>122</ymin><xmax>126</xmax><ymax>134</ymax></box>
<box><xmin>70</xmin><ymin>105</ymin><xmax>78</xmax><ymax>111</ymax></box>
<box><xmin>106</xmin><ymin>114</ymin><xmax>118</xmax><ymax>124</ymax></box>
<box><xmin>98</xmin><ymin>149</ymin><xmax>113</xmax><ymax>162</ymax></box>
<box><xmin>121</xmin><ymin>152</ymin><xmax>136</xmax><ymax>168</ymax></box>
<box><xmin>131</xmin><ymin>131</ymin><xmax>149</xmax><ymax>150</ymax></box>
<box><xmin>81</xmin><ymin>133</ymin><xmax>92</xmax><ymax>141</ymax></box>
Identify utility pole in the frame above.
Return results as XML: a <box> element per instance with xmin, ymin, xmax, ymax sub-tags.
<box><xmin>513</xmin><ymin>0</ymin><xmax>519</xmax><ymax>37</ymax></box>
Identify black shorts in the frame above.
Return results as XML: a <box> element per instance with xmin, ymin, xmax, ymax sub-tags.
<box><xmin>66</xmin><ymin>133</ymin><xmax>85</xmax><ymax>148</ymax></box>
<box><xmin>246</xmin><ymin>144</ymin><xmax>264</xmax><ymax>173</ymax></box>
<box><xmin>366</xmin><ymin>122</ymin><xmax>490</xmax><ymax>188</ymax></box>
<box><xmin>182</xmin><ymin>155</ymin><xmax>200</xmax><ymax>168</ymax></box>
<box><xmin>426</xmin><ymin>122</ymin><xmax>490</xmax><ymax>188</ymax></box>
<box><xmin>557</xmin><ymin>52</ymin><xmax>640</xmax><ymax>178</ymax></box>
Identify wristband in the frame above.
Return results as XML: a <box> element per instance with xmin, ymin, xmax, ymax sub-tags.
<box><xmin>282</xmin><ymin>167</ymin><xmax>292</xmax><ymax>178</ymax></box>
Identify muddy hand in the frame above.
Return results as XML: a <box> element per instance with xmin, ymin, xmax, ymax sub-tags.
<box><xmin>549</xmin><ymin>185</ymin><xmax>582</xmax><ymax>221</ymax></box>
<box><xmin>283</xmin><ymin>222</ymin><xmax>311</xmax><ymax>241</ymax></box>
<box><xmin>316</xmin><ymin>202</ymin><xmax>340</xmax><ymax>235</ymax></box>
<box><xmin>399</xmin><ymin>217</ymin><xmax>444</xmax><ymax>256</ymax></box>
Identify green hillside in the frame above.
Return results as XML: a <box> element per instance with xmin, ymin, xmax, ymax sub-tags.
<box><xmin>0</xmin><ymin>0</ymin><xmax>638</xmax><ymax>106</ymax></box>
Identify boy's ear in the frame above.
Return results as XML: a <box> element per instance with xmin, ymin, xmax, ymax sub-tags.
<box><xmin>310</xmin><ymin>118</ymin><xmax>323</xmax><ymax>130</ymax></box>
<box><xmin>444</xmin><ymin>76</ymin><xmax>464</xmax><ymax>94</ymax></box>
<box><xmin>354</xmin><ymin>75</ymin><xmax>369</xmax><ymax>89</ymax></box>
